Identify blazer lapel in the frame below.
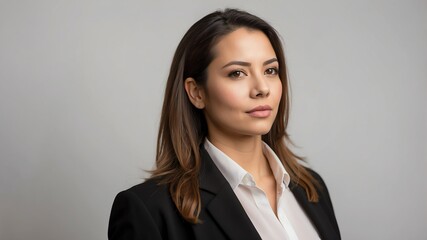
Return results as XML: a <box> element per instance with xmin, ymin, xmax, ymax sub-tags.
<box><xmin>290</xmin><ymin>182</ymin><xmax>339</xmax><ymax>240</ymax></box>
<box><xmin>197</xmin><ymin>148</ymin><xmax>261</xmax><ymax>240</ymax></box>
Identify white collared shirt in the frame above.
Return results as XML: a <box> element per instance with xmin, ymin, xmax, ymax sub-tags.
<box><xmin>204</xmin><ymin>139</ymin><xmax>320</xmax><ymax>240</ymax></box>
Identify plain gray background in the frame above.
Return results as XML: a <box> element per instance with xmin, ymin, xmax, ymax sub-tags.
<box><xmin>1</xmin><ymin>0</ymin><xmax>426</xmax><ymax>239</ymax></box>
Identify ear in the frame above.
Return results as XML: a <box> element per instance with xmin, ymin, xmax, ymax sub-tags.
<box><xmin>184</xmin><ymin>77</ymin><xmax>206</xmax><ymax>109</ymax></box>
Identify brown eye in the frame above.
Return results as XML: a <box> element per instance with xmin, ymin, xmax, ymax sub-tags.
<box><xmin>228</xmin><ymin>70</ymin><xmax>246</xmax><ymax>79</ymax></box>
<box><xmin>265</xmin><ymin>67</ymin><xmax>278</xmax><ymax>75</ymax></box>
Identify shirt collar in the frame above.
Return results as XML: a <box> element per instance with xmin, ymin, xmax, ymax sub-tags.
<box><xmin>262</xmin><ymin>142</ymin><xmax>291</xmax><ymax>188</ymax></box>
<box><xmin>204</xmin><ymin>139</ymin><xmax>247</xmax><ymax>190</ymax></box>
<box><xmin>203</xmin><ymin>138</ymin><xmax>291</xmax><ymax>190</ymax></box>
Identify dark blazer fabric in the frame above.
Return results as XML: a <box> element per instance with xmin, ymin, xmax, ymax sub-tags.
<box><xmin>108</xmin><ymin>149</ymin><xmax>341</xmax><ymax>240</ymax></box>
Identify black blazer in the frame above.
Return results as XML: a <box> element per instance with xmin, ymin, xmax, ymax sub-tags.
<box><xmin>108</xmin><ymin>148</ymin><xmax>341</xmax><ymax>240</ymax></box>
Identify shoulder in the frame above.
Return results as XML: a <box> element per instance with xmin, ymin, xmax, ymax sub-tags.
<box><xmin>108</xmin><ymin>178</ymin><xmax>191</xmax><ymax>240</ymax></box>
<box><xmin>306</xmin><ymin>168</ymin><xmax>328</xmax><ymax>190</ymax></box>
<box><xmin>303</xmin><ymin>167</ymin><xmax>334</xmax><ymax>206</ymax></box>
<box><xmin>305</xmin><ymin>167</ymin><xmax>341</xmax><ymax>237</ymax></box>
<box><xmin>123</xmin><ymin>177</ymin><xmax>171</xmax><ymax>204</ymax></box>
<box><xmin>113</xmin><ymin>177</ymin><xmax>177</xmax><ymax>220</ymax></box>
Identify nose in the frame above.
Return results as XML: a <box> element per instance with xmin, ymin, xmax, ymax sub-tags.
<box><xmin>250</xmin><ymin>74</ymin><xmax>270</xmax><ymax>98</ymax></box>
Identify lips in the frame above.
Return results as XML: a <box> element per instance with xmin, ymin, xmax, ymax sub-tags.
<box><xmin>246</xmin><ymin>105</ymin><xmax>272</xmax><ymax>118</ymax></box>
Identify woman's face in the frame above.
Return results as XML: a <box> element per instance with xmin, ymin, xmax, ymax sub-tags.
<box><xmin>202</xmin><ymin>27</ymin><xmax>282</xmax><ymax>140</ymax></box>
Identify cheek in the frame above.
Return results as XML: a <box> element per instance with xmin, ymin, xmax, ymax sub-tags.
<box><xmin>206</xmin><ymin>81</ymin><xmax>247</xmax><ymax>111</ymax></box>
<box><xmin>272</xmin><ymin>80</ymin><xmax>283</xmax><ymax>102</ymax></box>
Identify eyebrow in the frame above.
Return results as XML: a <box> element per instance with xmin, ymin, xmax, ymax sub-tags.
<box><xmin>221</xmin><ymin>58</ymin><xmax>278</xmax><ymax>69</ymax></box>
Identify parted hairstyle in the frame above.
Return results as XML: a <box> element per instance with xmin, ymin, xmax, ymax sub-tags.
<box><xmin>151</xmin><ymin>8</ymin><xmax>319</xmax><ymax>224</ymax></box>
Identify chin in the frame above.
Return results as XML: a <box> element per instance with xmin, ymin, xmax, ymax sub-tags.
<box><xmin>255</xmin><ymin>121</ymin><xmax>274</xmax><ymax>132</ymax></box>
<box><xmin>258</xmin><ymin>129</ymin><xmax>272</xmax><ymax>136</ymax></box>
<box><xmin>245</xmin><ymin>125</ymin><xmax>273</xmax><ymax>136</ymax></box>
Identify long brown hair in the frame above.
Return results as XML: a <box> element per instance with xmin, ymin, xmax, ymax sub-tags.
<box><xmin>151</xmin><ymin>8</ymin><xmax>319</xmax><ymax>224</ymax></box>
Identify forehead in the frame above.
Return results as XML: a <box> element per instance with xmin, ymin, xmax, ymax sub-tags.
<box><xmin>211</xmin><ymin>27</ymin><xmax>276</xmax><ymax>63</ymax></box>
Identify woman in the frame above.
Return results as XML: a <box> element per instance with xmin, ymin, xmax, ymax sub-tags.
<box><xmin>108</xmin><ymin>8</ymin><xmax>340</xmax><ymax>240</ymax></box>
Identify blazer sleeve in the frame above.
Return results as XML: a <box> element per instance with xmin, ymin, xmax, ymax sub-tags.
<box><xmin>108</xmin><ymin>190</ymin><xmax>163</xmax><ymax>240</ymax></box>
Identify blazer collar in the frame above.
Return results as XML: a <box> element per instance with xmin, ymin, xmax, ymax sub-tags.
<box><xmin>290</xmin><ymin>181</ymin><xmax>340</xmax><ymax>240</ymax></box>
<box><xmin>198</xmin><ymin>148</ymin><xmax>262</xmax><ymax>240</ymax></box>
<box><xmin>198</xmin><ymin>147</ymin><xmax>339</xmax><ymax>240</ymax></box>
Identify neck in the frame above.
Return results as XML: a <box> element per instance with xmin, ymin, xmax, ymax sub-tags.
<box><xmin>207</xmin><ymin>134</ymin><xmax>272</xmax><ymax>181</ymax></box>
